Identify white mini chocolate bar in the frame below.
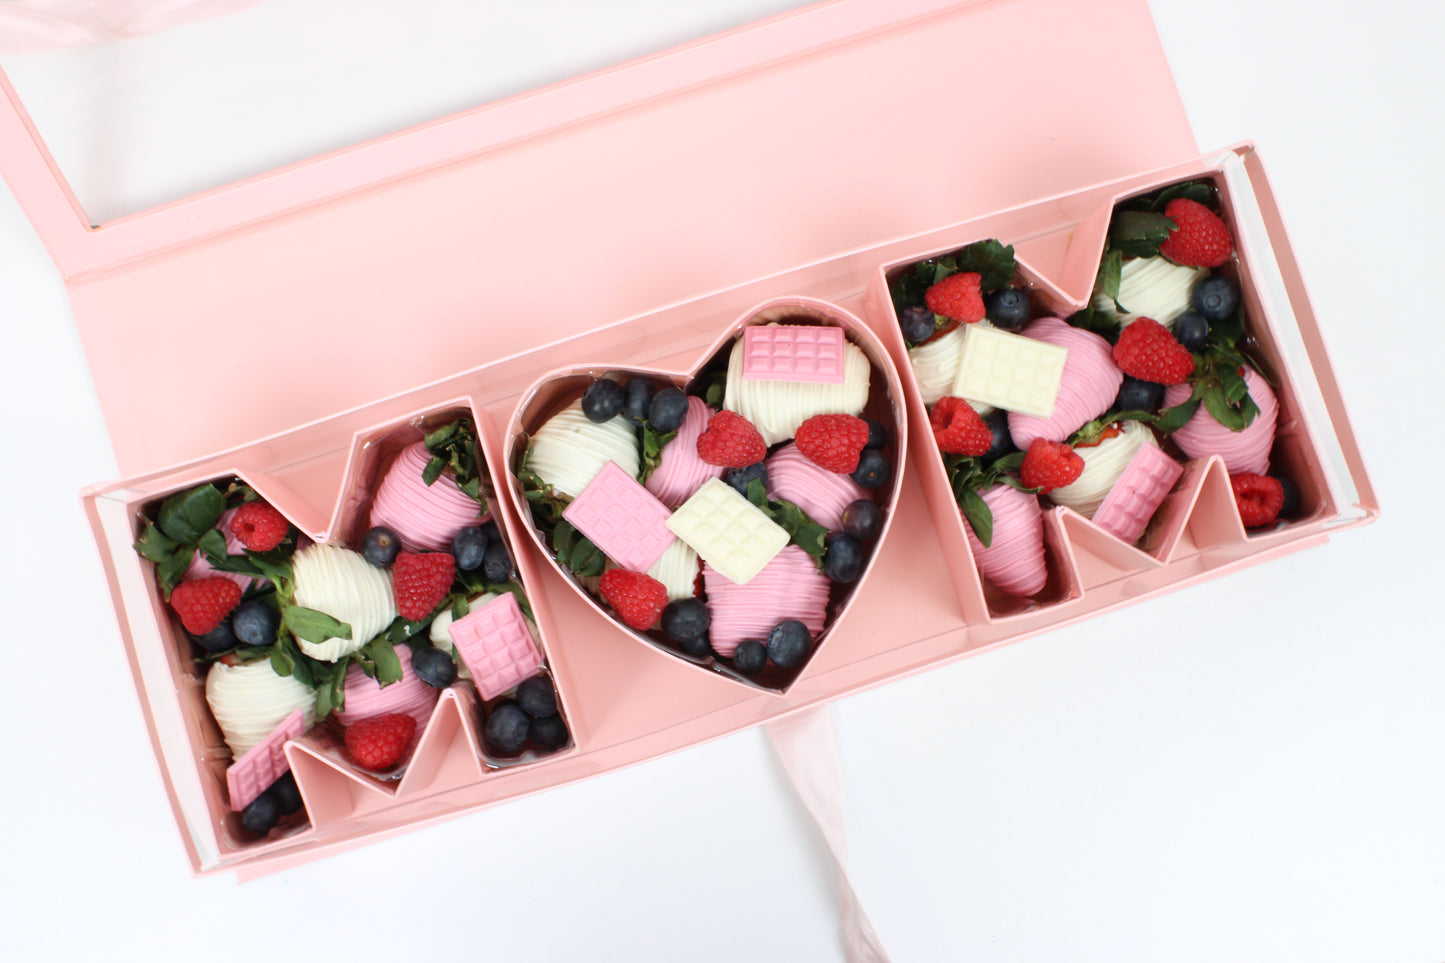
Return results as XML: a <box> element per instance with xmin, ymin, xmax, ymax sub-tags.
<box><xmin>950</xmin><ymin>323</ymin><xmax>1067</xmax><ymax>418</ymax></box>
<box><xmin>665</xmin><ymin>478</ymin><xmax>789</xmax><ymax>585</ymax></box>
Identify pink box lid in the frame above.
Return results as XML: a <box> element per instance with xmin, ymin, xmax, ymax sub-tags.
<box><xmin>0</xmin><ymin>0</ymin><xmax>1195</xmax><ymax>476</ymax></box>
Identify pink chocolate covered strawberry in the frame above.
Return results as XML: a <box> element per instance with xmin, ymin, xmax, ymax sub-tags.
<box><xmin>963</xmin><ymin>483</ymin><xmax>1048</xmax><ymax>597</ymax></box>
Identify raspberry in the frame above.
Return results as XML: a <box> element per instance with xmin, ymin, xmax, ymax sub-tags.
<box><xmin>392</xmin><ymin>551</ymin><xmax>455</xmax><ymax>621</ymax></box>
<box><xmin>930</xmin><ymin>397</ymin><xmax>993</xmax><ymax>456</ymax></box>
<box><xmin>923</xmin><ymin>272</ymin><xmax>985</xmax><ymax>323</ymax></box>
<box><xmin>1113</xmin><ymin>318</ymin><xmax>1195</xmax><ymax>385</ymax></box>
<box><xmin>169</xmin><ymin>577</ymin><xmax>242</xmax><ymax>635</ymax></box>
<box><xmin>795</xmin><ymin>414</ymin><xmax>870</xmax><ymax>473</ymax></box>
<box><xmin>1230</xmin><ymin>472</ymin><xmax>1284</xmax><ymax>528</ymax></box>
<box><xmin>1019</xmin><ymin>438</ymin><xmax>1084</xmax><ymax>494</ymax></box>
<box><xmin>696</xmin><ymin>410</ymin><xmax>767</xmax><ymax>468</ymax></box>
<box><xmin>344</xmin><ymin>713</ymin><xmax>417</xmax><ymax>771</ymax></box>
<box><xmin>598</xmin><ymin>569</ymin><xmax>669</xmax><ymax>630</ymax></box>
<box><xmin>229</xmin><ymin>501</ymin><xmax>289</xmax><ymax>552</ymax></box>
<box><xmin>1158</xmin><ymin>198</ymin><xmax>1233</xmax><ymax>268</ymax></box>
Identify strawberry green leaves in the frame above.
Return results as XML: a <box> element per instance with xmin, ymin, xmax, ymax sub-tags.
<box><xmin>552</xmin><ymin>518</ymin><xmax>606</xmax><ymax>579</ymax></box>
<box><xmin>744</xmin><ymin>478</ymin><xmax>830</xmax><ymax>567</ymax></box>
<box><xmin>156</xmin><ymin>484</ymin><xmax>226</xmax><ymax>544</ymax></box>
<box><xmin>639</xmin><ymin>425</ymin><xmax>678</xmax><ymax>485</ymax></box>
<box><xmin>890</xmin><ymin>239</ymin><xmax>1019</xmax><ymax>316</ymax></box>
<box><xmin>1107</xmin><ymin>210</ymin><xmax>1177</xmax><ymax>260</ymax></box>
<box><xmin>944</xmin><ymin>452</ymin><xmax>1030</xmax><ymax>549</ymax></box>
<box><xmin>134</xmin><ymin>483</ymin><xmax>228</xmax><ymax>597</ymax></box>
<box><xmin>423</xmin><ymin>417</ymin><xmax>486</xmax><ymax>502</ymax></box>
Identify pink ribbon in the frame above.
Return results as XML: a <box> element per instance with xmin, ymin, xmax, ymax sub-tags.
<box><xmin>0</xmin><ymin>1</ymin><xmax>271</xmax><ymax>53</ymax></box>
<box><xmin>767</xmin><ymin>706</ymin><xmax>893</xmax><ymax>963</ymax></box>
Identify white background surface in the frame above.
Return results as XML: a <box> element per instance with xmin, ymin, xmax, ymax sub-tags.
<box><xmin>2</xmin><ymin>1</ymin><xmax>1441</xmax><ymax>961</ymax></box>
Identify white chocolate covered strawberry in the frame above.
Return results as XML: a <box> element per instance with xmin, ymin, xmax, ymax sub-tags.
<box><xmin>723</xmin><ymin>325</ymin><xmax>870</xmax><ymax>445</ymax></box>
<box><xmin>1092</xmin><ymin>256</ymin><xmax>1205</xmax><ymax>328</ymax></box>
<box><xmin>291</xmin><ymin>543</ymin><xmax>397</xmax><ymax>662</ymax></box>
<box><xmin>205</xmin><ymin>660</ymin><xmax>316</xmax><ymax>759</ymax></box>
<box><xmin>1047</xmin><ymin>421</ymin><xmax>1158</xmax><ymax>518</ymax></box>
<box><xmin>906</xmin><ymin>323</ymin><xmax>995</xmax><ymax>416</ymax></box>
<box><xmin>527</xmin><ymin>400</ymin><xmax>641</xmax><ymax>498</ymax></box>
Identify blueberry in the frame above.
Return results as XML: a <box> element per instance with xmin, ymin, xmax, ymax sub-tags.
<box><xmin>985</xmin><ymin>288</ymin><xmax>1030</xmax><ymax>329</ymax></box>
<box><xmin>480</xmin><ymin>519</ymin><xmax>500</xmax><ymax>543</ymax></box>
<box><xmin>898</xmin><ymin>305</ymin><xmax>935</xmax><ymax>343</ymax></box>
<box><xmin>1172</xmin><ymin>310</ymin><xmax>1210</xmax><ymax>352</ymax></box>
<box><xmin>723</xmin><ymin>462</ymin><xmax>769</xmax><ymax>497</ymax></box>
<box><xmin>622</xmin><ymin>377</ymin><xmax>657</xmax><ymax>426</ymax></box>
<box><xmin>661</xmin><ymin>598</ymin><xmax>711</xmax><ymax>644</ymax></box>
<box><xmin>648</xmin><ymin>387</ymin><xmax>689</xmax><ymax>433</ymax></box>
<box><xmin>676</xmin><ymin>632</ymin><xmax>714</xmax><ymax>660</ymax></box>
<box><xmin>451</xmin><ymin>526</ymin><xmax>490</xmax><ymax>572</ymax></box>
<box><xmin>516</xmin><ymin>676</ymin><xmax>558</xmax><ymax>718</ymax></box>
<box><xmin>412</xmin><ymin>647</ymin><xmax>458</xmax><ymax>689</ymax></box>
<box><xmin>269</xmin><ymin>772</ymin><xmax>303</xmax><ymax>816</ymax></box>
<box><xmin>766</xmin><ymin>619</ymin><xmax>811</xmax><ymax>669</ymax></box>
<box><xmin>732</xmin><ymin>640</ymin><xmax>767</xmax><ymax>675</ymax></box>
<box><xmin>841</xmin><ymin>500</ymin><xmax>882</xmax><ymax>542</ymax></box>
<box><xmin>1114</xmin><ymin>376</ymin><xmax>1163</xmax><ymax>414</ymax></box>
<box><xmin>192</xmin><ymin>618</ymin><xmax>239</xmax><ymax>653</ymax></box>
<box><xmin>982</xmin><ymin>410</ymin><xmax>1018</xmax><ymax>463</ymax></box>
<box><xmin>823</xmin><ymin>533</ymin><xmax>865</xmax><ymax>583</ymax></box>
<box><xmin>851</xmin><ymin>449</ymin><xmax>891</xmax><ymax>489</ymax></box>
<box><xmin>529</xmin><ymin>714</ymin><xmax>569</xmax><ymax>751</ymax></box>
<box><xmin>360</xmin><ymin>526</ymin><xmax>402</xmax><ymax>567</ymax></box>
<box><xmin>864</xmin><ymin>419</ymin><xmax>889</xmax><ymax>451</ymax></box>
<box><xmin>1191</xmin><ymin>274</ymin><xmax>1239</xmax><ymax>322</ymax></box>
<box><xmin>482</xmin><ymin>539</ymin><xmax>514</xmax><ymax>583</ymax></box>
<box><xmin>232</xmin><ymin>599</ymin><xmax>280</xmax><ymax>648</ymax></box>
<box><xmin>1275</xmin><ymin>475</ymin><xmax>1301</xmax><ymax>519</ymax></box>
<box><xmin>241</xmin><ymin>791</ymin><xmax>281</xmax><ymax>836</ymax></box>
<box><xmin>581</xmin><ymin>378</ymin><xmax>626</xmax><ymax>423</ymax></box>
<box><xmin>483</xmin><ymin>701</ymin><xmax>531</xmax><ymax>756</ymax></box>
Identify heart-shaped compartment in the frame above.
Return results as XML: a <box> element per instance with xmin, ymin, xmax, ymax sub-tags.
<box><xmin>127</xmin><ymin>402</ymin><xmax>575</xmax><ymax>856</ymax></box>
<box><xmin>503</xmin><ymin>297</ymin><xmax>907</xmax><ymax>692</ymax></box>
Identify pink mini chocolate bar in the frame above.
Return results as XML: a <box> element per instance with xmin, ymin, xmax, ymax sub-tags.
<box><xmin>561</xmin><ymin>460</ymin><xmax>676</xmax><ymax>571</ymax></box>
<box><xmin>1091</xmin><ymin>444</ymin><xmax>1183</xmax><ymax>544</ymax></box>
<box><xmin>741</xmin><ymin>324</ymin><xmax>846</xmax><ymax>384</ymax></box>
<box><xmin>448</xmin><ymin>593</ymin><xmax>543</xmax><ymax>700</ymax></box>
<box><xmin>226</xmin><ymin>708</ymin><xmax>306</xmax><ymax>812</ymax></box>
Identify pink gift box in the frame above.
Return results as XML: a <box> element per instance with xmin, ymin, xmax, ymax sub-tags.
<box><xmin>0</xmin><ymin>0</ymin><xmax>1376</xmax><ymax>879</ymax></box>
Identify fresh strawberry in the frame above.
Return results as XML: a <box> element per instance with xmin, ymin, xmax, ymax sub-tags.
<box><xmin>696</xmin><ymin>410</ymin><xmax>767</xmax><ymax>468</ymax></box>
<box><xmin>930</xmin><ymin>396</ymin><xmax>993</xmax><ymax>456</ymax></box>
<box><xmin>1113</xmin><ymin>318</ymin><xmax>1195</xmax><ymax>385</ymax></box>
<box><xmin>598</xmin><ymin>569</ymin><xmax>669</xmax><ymax>630</ymax></box>
<box><xmin>1158</xmin><ymin>198</ymin><xmax>1233</xmax><ymax>268</ymax></box>
<box><xmin>1230</xmin><ymin>472</ymin><xmax>1284</xmax><ymax>528</ymax></box>
<box><xmin>170</xmin><ymin>577</ymin><xmax>242</xmax><ymax>634</ymax></box>
<box><xmin>392</xmin><ymin>551</ymin><xmax>455</xmax><ymax>621</ymax></box>
<box><xmin>344</xmin><ymin>713</ymin><xmax>417</xmax><ymax>771</ymax></box>
<box><xmin>924</xmin><ymin>271</ymin><xmax>985</xmax><ymax>323</ymax></box>
<box><xmin>1020</xmin><ymin>438</ymin><xmax>1084</xmax><ymax>494</ymax></box>
<box><xmin>229</xmin><ymin>501</ymin><xmax>289</xmax><ymax>552</ymax></box>
<box><xmin>795</xmin><ymin>414</ymin><xmax>870</xmax><ymax>473</ymax></box>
